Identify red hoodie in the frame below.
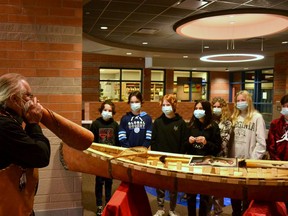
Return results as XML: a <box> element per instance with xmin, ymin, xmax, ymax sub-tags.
<box><xmin>267</xmin><ymin>115</ymin><xmax>288</xmax><ymax>161</ymax></box>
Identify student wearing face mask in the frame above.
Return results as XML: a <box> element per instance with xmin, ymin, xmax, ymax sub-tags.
<box><xmin>151</xmin><ymin>94</ymin><xmax>187</xmax><ymax>216</ymax></box>
<box><xmin>209</xmin><ymin>97</ymin><xmax>232</xmax><ymax>215</ymax></box>
<box><xmin>229</xmin><ymin>90</ymin><xmax>266</xmax><ymax>216</ymax></box>
<box><xmin>185</xmin><ymin>100</ymin><xmax>221</xmax><ymax>216</ymax></box>
<box><xmin>89</xmin><ymin>100</ymin><xmax>119</xmax><ymax>216</ymax></box>
<box><xmin>0</xmin><ymin>73</ymin><xmax>50</xmax><ymax>215</ymax></box>
<box><xmin>118</xmin><ymin>91</ymin><xmax>152</xmax><ymax>148</ymax></box>
<box><xmin>267</xmin><ymin>94</ymin><xmax>288</xmax><ymax>210</ymax></box>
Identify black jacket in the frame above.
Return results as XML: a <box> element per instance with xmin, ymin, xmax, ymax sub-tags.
<box><xmin>0</xmin><ymin>107</ymin><xmax>50</xmax><ymax>169</ymax></box>
<box><xmin>185</xmin><ymin>121</ymin><xmax>221</xmax><ymax>156</ymax></box>
<box><xmin>90</xmin><ymin>117</ymin><xmax>119</xmax><ymax>146</ymax></box>
<box><xmin>151</xmin><ymin>113</ymin><xmax>187</xmax><ymax>154</ymax></box>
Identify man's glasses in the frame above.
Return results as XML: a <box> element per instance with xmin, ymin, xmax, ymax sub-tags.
<box><xmin>23</xmin><ymin>92</ymin><xmax>34</xmax><ymax>100</ymax></box>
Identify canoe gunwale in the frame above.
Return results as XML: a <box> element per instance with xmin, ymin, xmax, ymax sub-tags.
<box><xmin>86</xmin><ymin>143</ymin><xmax>288</xmax><ymax>182</ymax></box>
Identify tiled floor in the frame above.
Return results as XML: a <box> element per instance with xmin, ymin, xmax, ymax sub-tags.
<box><xmin>82</xmin><ymin>174</ymin><xmax>233</xmax><ymax>216</ymax></box>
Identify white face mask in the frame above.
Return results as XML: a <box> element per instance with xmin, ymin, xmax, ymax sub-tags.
<box><xmin>162</xmin><ymin>106</ymin><xmax>173</xmax><ymax>115</ymax></box>
<box><xmin>213</xmin><ymin>107</ymin><xmax>222</xmax><ymax>116</ymax></box>
<box><xmin>130</xmin><ymin>103</ymin><xmax>141</xmax><ymax>112</ymax></box>
<box><xmin>236</xmin><ymin>101</ymin><xmax>248</xmax><ymax>111</ymax></box>
<box><xmin>101</xmin><ymin>110</ymin><xmax>112</xmax><ymax>120</ymax></box>
<box><xmin>194</xmin><ymin>109</ymin><xmax>205</xmax><ymax>119</ymax></box>
<box><xmin>280</xmin><ymin>107</ymin><xmax>288</xmax><ymax>116</ymax></box>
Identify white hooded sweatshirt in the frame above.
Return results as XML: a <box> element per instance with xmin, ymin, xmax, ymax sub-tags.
<box><xmin>230</xmin><ymin>111</ymin><xmax>266</xmax><ymax>159</ymax></box>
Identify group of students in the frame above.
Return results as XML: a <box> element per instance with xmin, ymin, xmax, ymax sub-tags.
<box><xmin>89</xmin><ymin>90</ymin><xmax>288</xmax><ymax>216</ymax></box>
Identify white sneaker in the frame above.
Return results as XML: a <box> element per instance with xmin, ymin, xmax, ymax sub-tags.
<box><xmin>153</xmin><ymin>209</ymin><xmax>165</xmax><ymax>216</ymax></box>
<box><xmin>168</xmin><ymin>210</ymin><xmax>179</xmax><ymax>216</ymax></box>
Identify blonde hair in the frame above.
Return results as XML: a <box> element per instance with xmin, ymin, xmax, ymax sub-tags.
<box><xmin>231</xmin><ymin>90</ymin><xmax>257</xmax><ymax>125</ymax></box>
<box><xmin>160</xmin><ymin>94</ymin><xmax>177</xmax><ymax>112</ymax></box>
<box><xmin>211</xmin><ymin>97</ymin><xmax>231</xmax><ymax>122</ymax></box>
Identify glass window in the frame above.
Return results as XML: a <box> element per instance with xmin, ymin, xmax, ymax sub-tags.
<box><xmin>151</xmin><ymin>70</ymin><xmax>164</xmax><ymax>81</ymax></box>
<box><xmin>192</xmin><ymin>71</ymin><xmax>208</xmax><ymax>100</ymax></box>
<box><xmin>262</xmin><ymin>69</ymin><xmax>274</xmax><ymax>82</ymax></box>
<box><xmin>229</xmin><ymin>69</ymin><xmax>274</xmax><ymax>128</ymax></box>
<box><xmin>122</xmin><ymin>69</ymin><xmax>141</xmax><ymax>80</ymax></box>
<box><xmin>173</xmin><ymin>70</ymin><xmax>208</xmax><ymax>101</ymax></box>
<box><xmin>100</xmin><ymin>81</ymin><xmax>120</xmax><ymax>101</ymax></box>
<box><xmin>174</xmin><ymin>71</ymin><xmax>190</xmax><ymax>82</ymax></box>
<box><xmin>121</xmin><ymin>82</ymin><xmax>141</xmax><ymax>102</ymax></box>
<box><xmin>244</xmin><ymin>71</ymin><xmax>255</xmax><ymax>82</ymax></box>
<box><xmin>100</xmin><ymin>68</ymin><xmax>142</xmax><ymax>102</ymax></box>
<box><xmin>100</xmin><ymin>69</ymin><xmax>120</xmax><ymax>80</ymax></box>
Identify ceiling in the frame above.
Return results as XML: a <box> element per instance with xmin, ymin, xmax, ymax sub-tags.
<box><xmin>83</xmin><ymin>0</ymin><xmax>288</xmax><ymax>72</ymax></box>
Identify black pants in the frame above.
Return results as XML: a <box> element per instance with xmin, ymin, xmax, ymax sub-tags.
<box><xmin>187</xmin><ymin>194</ymin><xmax>211</xmax><ymax>216</ymax></box>
<box><xmin>95</xmin><ymin>176</ymin><xmax>113</xmax><ymax>206</ymax></box>
<box><xmin>231</xmin><ymin>199</ymin><xmax>250</xmax><ymax>216</ymax></box>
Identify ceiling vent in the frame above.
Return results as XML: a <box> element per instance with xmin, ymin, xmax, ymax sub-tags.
<box><xmin>136</xmin><ymin>28</ymin><xmax>158</xmax><ymax>34</ymax></box>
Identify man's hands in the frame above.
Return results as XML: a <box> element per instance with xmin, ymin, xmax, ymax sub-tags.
<box><xmin>24</xmin><ymin>97</ymin><xmax>43</xmax><ymax>124</ymax></box>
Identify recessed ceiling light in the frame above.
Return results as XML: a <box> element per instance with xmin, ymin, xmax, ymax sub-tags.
<box><xmin>100</xmin><ymin>26</ymin><xmax>108</xmax><ymax>30</ymax></box>
<box><xmin>200</xmin><ymin>53</ymin><xmax>264</xmax><ymax>63</ymax></box>
<box><xmin>126</xmin><ymin>52</ymin><xmax>132</xmax><ymax>55</ymax></box>
<box><xmin>183</xmin><ymin>55</ymin><xmax>188</xmax><ymax>58</ymax></box>
<box><xmin>142</xmin><ymin>42</ymin><xmax>148</xmax><ymax>45</ymax></box>
<box><xmin>204</xmin><ymin>46</ymin><xmax>209</xmax><ymax>49</ymax></box>
<box><xmin>282</xmin><ymin>41</ymin><xmax>288</xmax><ymax>44</ymax></box>
<box><xmin>174</xmin><ymin>9</ymin><xmax>288</xmax><ymax>40</ymax></box>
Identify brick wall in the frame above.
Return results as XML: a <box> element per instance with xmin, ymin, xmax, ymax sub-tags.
<box><xmin>210</xmin><ymin>71</ymin><xmax>230</xmax><ymax>101</ymax></box>
<box><xmin>0</xmin><ymin>1</ymin><xmax>83</xmax><ymax>215</ymax></box>
<box><xmin>82</xmin><ymin>52</ymin><xmax>145</xmax><ymax>102</ymax></box>
<box><xmin>273</xmin><ymin>52</ymin><xmax>288</xmax><ymax>102</ymax></box>
<box><xmin>272</xmin><ymin>52</ymin><xmax>288</xmax><ymax>120</ymax></box>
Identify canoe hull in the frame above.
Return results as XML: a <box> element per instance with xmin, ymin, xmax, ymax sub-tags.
<box><xmin>60</xmin><ymin>143</ymin><xmax>288</xmax><ymax>202</ymax></box>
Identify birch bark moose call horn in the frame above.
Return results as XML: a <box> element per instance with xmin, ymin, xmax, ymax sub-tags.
<box><xmin>41</xmin><ymin>107</ymin><xmax>94</xmax><ymax>150</ymax></box>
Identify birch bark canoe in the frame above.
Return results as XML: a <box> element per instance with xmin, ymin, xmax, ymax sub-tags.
<box><xmin>60</xmin><ymin>143</ymin><xmax>288</xmax><ymax>202</ymax></box>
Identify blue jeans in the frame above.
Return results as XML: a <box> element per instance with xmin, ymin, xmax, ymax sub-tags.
<box><xmin>95</xmin><ymin>176</ymin><xmax>113</xmax><ymax>206</ymax></box>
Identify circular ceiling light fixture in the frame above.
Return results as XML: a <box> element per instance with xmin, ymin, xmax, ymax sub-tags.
<box><xmin>200</xmin><ymin>53</ymin><xmax>264</xmax><ymax>63</ymax></box>
<box><xmin>173</xmin><ymin>8</ymin><xmax>288</xmax><ymax>40</ymax></box>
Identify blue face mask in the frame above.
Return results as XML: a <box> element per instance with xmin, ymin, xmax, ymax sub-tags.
<box><xmin>101</xmin><ymin>111</ymin><xmax>112</xmax><ymax>120</ymax></box>
<box><xmin>236</xmin><ymin>101</ymin><xmax>248</xmax><ymax>111</ymax></box>
<box><xmin>162</xmin><ymin>106</ymin><xmax>173</xmax><ymax>115</ymax></box>
<box><xmin>213</xmin><ymin>107</ymin><xmax>222</xmax><ymax>116</ymax></box>
<box><xmin>194</xmin><ymin>109</ymin><xmax>205</xmax><ymax>119</ymax></box>
<box><xmin>130</xmin><ymin>103</ymin><xmax>141</xmax><ymax>112</ymax></box>
<box><xmin>281</xmin><ymin>107</ymin><xmax>288</xmax><ymax>116</ymax></box>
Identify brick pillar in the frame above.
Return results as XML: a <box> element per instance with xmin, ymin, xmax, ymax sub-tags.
<box><xmin>166</xmin><ymin>69</ymin><xmax>174</xmax><ymax>94</ymax></box>
<box><xmin>82</xmin><ymin>65</ymin><xmax>100</xmax><ymax>102</ymax></box>
<box><xmin>143</xmin><ymin>68</ymin><xmax>151</xmax><ymax>101</ymax></box>
<box><xmin>0</xmin><ymin>1</ymin><xmax>83</xmax><ymax>214</ymax></box>
<box><xmin>273</xmin><ymin>52</ymin><xmax>288</xmax><ymax>102</ymax></box>
<box><xmin>272</xmin><ymin>52</ymin><xmax>288</xmax><ymax>119</ymax></box>
<box><xmin>210</xmin><ymin>71</ymin><xmax>230</xmax><ymax>101</ymax></box>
